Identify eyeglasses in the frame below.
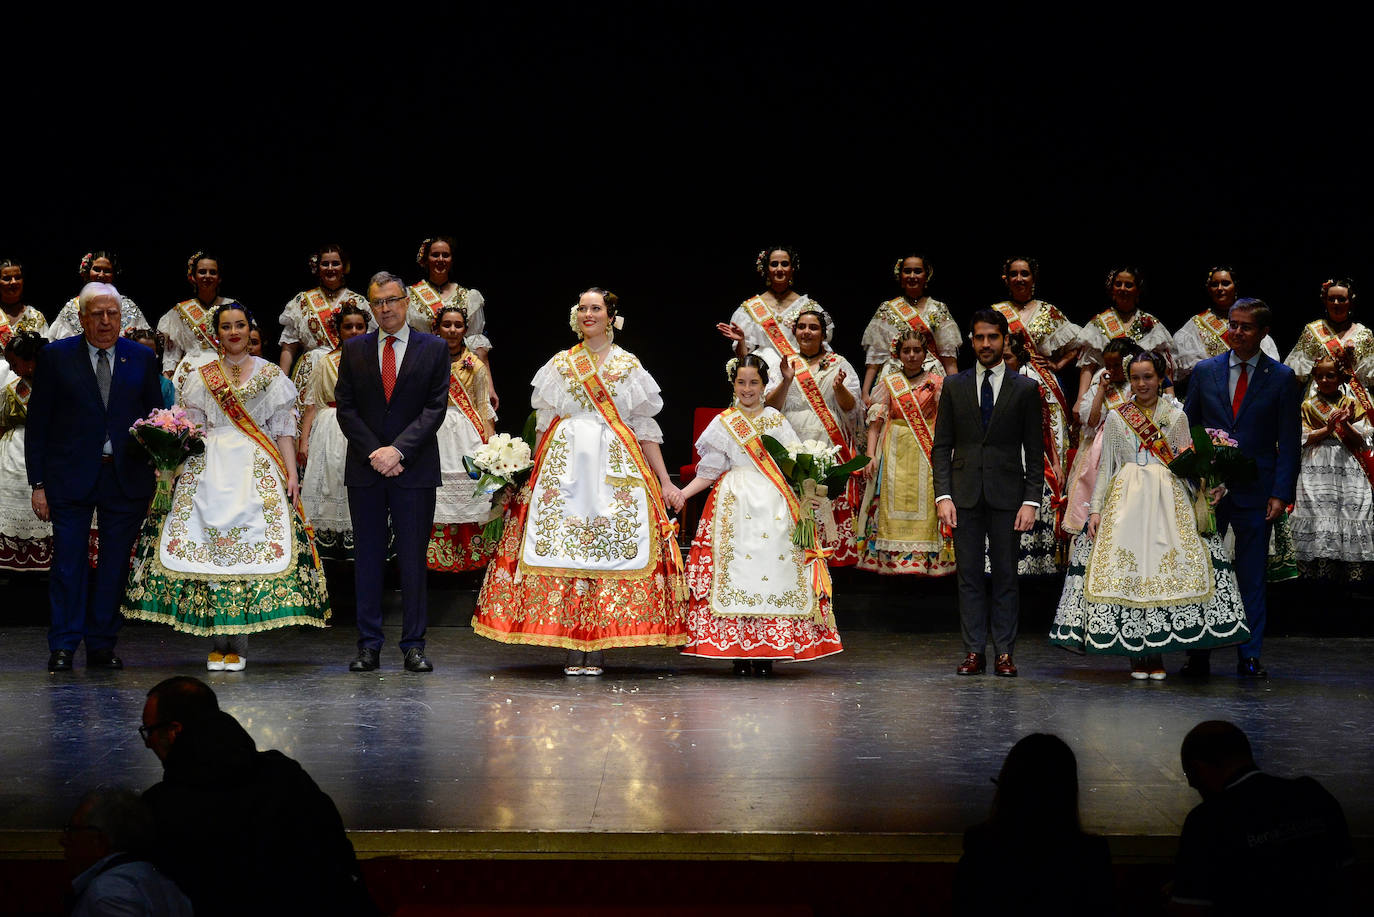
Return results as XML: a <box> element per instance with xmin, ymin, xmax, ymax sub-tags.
<box><xmin>371</xmin><ymin>295</ymin><xmax>409</xmax><ymax>309</ymax></box>
<box><xmin>138</xmin><ymin>721</ymin><xmax>174</xmax><ymax>741</ymax></box>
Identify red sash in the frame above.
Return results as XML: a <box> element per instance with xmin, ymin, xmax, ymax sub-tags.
<box><xmin>176</xmin><ymin>299</ymin><xmax>219</xmax><ymax>351</ymax></box>
<box><xmin>1306</xmin><ymin>396</ymin><xmax>1374</xmax><ymax>491</ymax></box>
<box><xmin>302</xmin><ymin>288</ymin><xmax>340</xmax><ymax>349</ymax></box>
<box><xmin>742</xmin><ymin>295</ymin><xmax>798</xmax><ymax>358</ymax></box>
<box><xmin>0</xmin><ymin>310</ymin><xmax>11</xmax><ymax>349</ymax></box>
<box><xmin>883</xmin><ymin>296</ymin><xmax>934</xmax><ymax>343</ymax></box>
<box><xmin>1311</xmin><ymin>321</ymin><xmax>1374</xmax><ymax>417</ymax></box>
<box><xmin>199</xmin><ymin>361</ymin><xmax>320</xmax><ymax>568</ymax></box>
<box><xmin>790</xmin><ymin>354</ymin><xmax>854</xmax><ymax>461</ymax></box>
<box><xmin>448</xmin><ymin>356</ymin><xmax>489</xmax><ymax>443</ymax></box>
<box><xmin>410</xmin><ymin>282</ymin><xmax>467</xmax><ymax>329</ymax></box>
<box><xmin>996</xmin><ymin>302</ymin><xmax>1070</xmax><ymax>419</ymax></box>
<box><xmin>568</xmin><ymin>344</ymin><xmax>685</xmax><ymax>595</ymax></box>
<box><xmin>1193</xmin><ymin>309</ymin><xmax>1232</xmax><ymax>355</ymax></box>
<box><xmin>1028</xmin><ymin>367</ymin><xmax>1067</xmax><ymax>529</ymax></box>
<box><xmin>13</xmin><ymin>379</ymin><xmax>29</xmax><ymax>404</ymax></box>
<box><xmin>884</xmin><ymin>373</ymin><xmax>937</xmax><ymax>466</ymax></box>
<box><xmin>1115</xmin><ymin>401</ymin><xmax>1177</xmax><ymax>465</ymax></box>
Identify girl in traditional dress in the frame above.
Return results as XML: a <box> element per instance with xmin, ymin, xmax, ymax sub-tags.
<box><xmin>428</xmin><ymin>303</ymin><xmax>498</xmax><ymax>572</ymax></box>
<box><xmin>859</xmin><ymin>253</ymin><xmax>960</xmax><ymax>400</ymax></box>
<box><xmin>1050</xmin><ymin>351</ymin><xmax>1249</xmax><ymax>679</ymax></box>
<box><xmin>1075</xmin><ymin>265</ymin><xmax>1175</xmax><ymax>407</ymax></box>
<box><xmin>50</xmin><ymin>251</ymin><xmax>150</xmax><ymax>340</ymax></box>
<box><xmin>0</xmin><ymin>258</ymin><xmax>50</xmax><ymax>388</ymax></box>
<box><xmin>299</xmin><ymin>303</ymin><xmax>370</xmax><ymax>561</ymax></box>
<box><xmin>1172</xmin><ymin>266</ymin><xmax>1279</xmax><ymax>385</ymax></box>
<box><xmin>1062</xmin><ymin>338</ymin><xmax>1139</xmax><ymax>535</ymax></box>
<box><xmin>857</xmin><ymin>328</ymin><xmax>953</xmax><ymax>577</ymax></box>
<box><xmin>678</xmin><ymin>355</ymin><xmax>842</xmax><ymax>673</ymax></box>
<box><xmin>0</xmin><ymin>332</ymin><xmax>51</xmax><ymax>570</ymax></box>
<box><xmin>472</xmin><ymin>288</ymin><xmax>686</xmax><ymax>675</ymax></box>
<box><xmin>124</xmin><ymin>304</ymin><xmax>330</xmax><ymax>671</ymax></box>
<box><xmin>156</xmin><ymin>252</ymin><xmax>240</xmax><ymax>375</ymax></box>
<box><xmin>407</xmin><ymin>236</ymin><xmax>497</xmax><ymax>409</ymax></box>
<box><xmin>998</xmin><ymin>333</ymin><xmax>1068</xmax><ymax>575</ymax></box>
<box><xmin>765</xmin><ymin>308</ymin><xmax>863</xmax><ymax>567</ymax></box>
<box><xmin>1284</xmin><ymin>278</ymin><xmax>1374</xmax><ymax>391</ymax></box>
<box><xmin>1292</xmin><ymin>355</ymin><xmax>1374</xmax><ymax>581</ymax></box>
<box><xmin>277</xmin><ymin>244</ymin><xmax>373</xmax><ymax>426</ymax></box>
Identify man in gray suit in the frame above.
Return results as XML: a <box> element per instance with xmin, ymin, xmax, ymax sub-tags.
<box><xmin>932</xmin><ymin>309</ymin><xmax>1043</xmax><ymax>677</ymax></box>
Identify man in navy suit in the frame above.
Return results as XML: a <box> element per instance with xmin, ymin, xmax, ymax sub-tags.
<box><xmin>27</xmin><ymin>283</ymin><xmax>164</xmax><ymax>672</ymax></box>
<box><xmin>932</xmin><ymin>309</ymin><xmax>1044</xmax><ymax>677</ymax></box>
<box><xmin>335</xmin><ymin>271</ymin><xmax>449</xmax><ymax>673</ymax></box>
<box><xmin>1182</xmin><ymin>298</ymin><xmax>1300</xmax><ymax>678</ymax></box>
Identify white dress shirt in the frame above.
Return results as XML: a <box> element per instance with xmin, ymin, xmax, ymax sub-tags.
<box><xmin>377</xmin><ymin>324</ymin><xmax>411</xmax><ymax>370</ymax></box>
<box><xmin>1229</xmin><ymin>351</ymin><xmax>1261</xmax><ymax>403</ymax></box>
<box><xmin>936</xmin><ymin>360</ymin><xmax>1039</xmax><ymax>508</ymax></box>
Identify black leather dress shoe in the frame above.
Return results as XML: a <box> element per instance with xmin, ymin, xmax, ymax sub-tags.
<box><xmin>349</xmin><ymin>647</ymin><xmax>380</xmax><ymax>672</ymax></box>
<box><xmin>48</xmin><ymin>650</ymin><xmax>74</xmax><ymax>673</ymax></box>
<box><xmin>403</xmin><ymin>648</ymin><xmax>433</xmax><ymax>673</ymax></box>
<box><xmin>87</xmin><ymin>649</ymin><xmax>123</xmax><ymax>670</ymax></box>
<box><xmin>1179</xmin><ymin>655</ymin><xmax>1211</xmax><ymax>678</ymax></box>
<box><xmin>1237</xmin><ymin>657</ymin><xmax>1268</xmax><ymax>678</ymax></box>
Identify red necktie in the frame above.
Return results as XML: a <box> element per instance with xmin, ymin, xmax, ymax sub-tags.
<box><xmin>382</xmin><ymin>335</ymin><xmax>397</xmax><ymax>402</ymax></box>
<box><xmin>1231</xmin><ymin>362</ymin><xmax>1248</xmax><ymax>418</ymax></box>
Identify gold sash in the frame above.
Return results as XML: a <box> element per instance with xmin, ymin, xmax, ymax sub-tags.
<box><xmin>1115</xmin><ymin>401</ymin><xmax>1177</xmax><ymax>465</ymax></box>
<box><xmin>199</xmin><ymin>361</ymin><xmax>320</xmax><ymax>568</ymax></box>
<box><xmin>409</xmin><ymin>282</ymin><xmax>468</xmax><ymax>329</ymax></box>
<box><xmin>448</xmin><ymin>356</ymin><xmax>488</xmax><ymax>443</ymax></box>
<box><xmin>176</xmin><ymin>299</ymin><xmax>219</xmax><ymax>351</ymax></box>
<box><xmin>742</xmin><ymin>295</ymin><xmax>798</xmax><ymax>358</ymax></box>
<box><xmin>1193</xmin><ymin>310</ymin><xmax>1232</xmax><ymax>355</ymax></box>
<box><xmin>1311</xmin><ymin>320</ymin><xmax>1374</xmax><ymax>417</ymax></box>
<box><xmin>1091</xmin><ymin>308</ymin><xmax>1134</xmax><ymax>340</ymax></box>
<box><xmin>303</xmin><ymin>288</ymin><xmax>340</xmax><ymax>349</ymax></box>
<box><xmin>568</xmin><ymin>344</ymin><xmax>686</xmax><ymax>596</ymax></box>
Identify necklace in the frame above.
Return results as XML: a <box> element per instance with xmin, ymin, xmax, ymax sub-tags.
<box><xmin>222</xmin><ymin>351</ymin><xmax>252</xmax><ymax>385</ymax></box>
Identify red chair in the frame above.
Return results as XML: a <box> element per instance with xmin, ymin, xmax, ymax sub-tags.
<box><xmin>676</xmin><ymin>406</ymin><xmax>725</xmax><ymax>542</ymax></box>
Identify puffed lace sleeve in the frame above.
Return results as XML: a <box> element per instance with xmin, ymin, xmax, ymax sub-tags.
<box><xmin>861</xmin><ymin>305</ymin><xmax>898</xmax><ymax>367</ymax></box>
<box><xmin>866</xmin><ymin>378</ymin><xmax>892</xmax><ymax>426</ymax></box>
<box><xmin>619</xmin><ymin>354</ymin><xmax>665</xmax><ymax>443</ymax></box>
<box><xmin>692</xmin><ymin>415</ymin><xmax>734</xmax><ymax>482</ymax></box>
<box><xmin>472</xmin><ymin>362</ymin><xmax>497</xmax><ymax>422</ymax></box>
<box><xmin>529</xmin><ymin>354</ymin><xmax>566</xmax><ymax>434</ymax></box>
<box><xmin>1034</xmin><ymin>304</ymin><xmax>1081</xmax><ymax>356</ymax></box>
<box><xmin>1172</xmin><ymin>319</ymin><xmax>1207</xmax><ymax>379</ymax></box>
<box><xmin>1164</xmin><ymin>402</ymin><xmax>1193</xmax><ymax>456</ymax></box>
<box><xmin>464</xmin><ymin>288</ymin><xmax>492</xmax><ymax>352</ymax></box>
<box><xmin>175</xmin><ymin>366</ymin><xmax>209</xmax><ymax>429</ymax></box>
<box><xmin>1078</xmin><ymin>370</ymin><xmax>1102</xmax><ymax>426</ymax></box>
<box><xmin>834</xmin><ymin>354</ymin><xmax>864</xmax><ymax>429</ymax></box>
<box><xmin>927</xmin><ymin>301</ymin><xmax>962</xmax><ymax>359</ymax></box>
<box><xmin>278</xmin><ymin>293</ymin><xmax>307</xmax><ymax>346</ymax></box>
<box><xmin>258</xmin><ymin>366</ymin><xmax>302</xmax><ymax>439</ymax></box>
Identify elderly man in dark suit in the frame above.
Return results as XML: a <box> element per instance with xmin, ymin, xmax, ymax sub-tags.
<box><xmin>1182</xmin><ymin>298</ymin><xmax>1300</xmax><ymax>678</ymax></box>
<box><xmin>336</xmin><ymin>270</ymin><xmax>450</xmax><ymax>673</ymax></box>
<box><xmin>932</xmin><ymin>309</ymin><xmax>1043</xmax><ymax>677</ymax></box>
<box><xmin>27</xmin><ymin>282</ymin><xmax>164</xmax><ymax>672</ymax></box>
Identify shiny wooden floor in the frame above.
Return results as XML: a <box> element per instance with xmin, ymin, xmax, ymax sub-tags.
<box><xmin>2</xmin><ymin>618</ymin><xmax>1371</xmax><ymax>865</ymax></box>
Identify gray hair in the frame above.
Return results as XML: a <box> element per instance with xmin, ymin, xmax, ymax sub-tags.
<box><xmin>78</xmin><ymin>787</ymin><xmax>156</xmax><ymax>855</ymax></box>
<box><xmin>368</xmin><ymin>271</ymin><xmax>407</xmax><ymax>299</ymax></box>
<box><xmin>78</xmin><ymin>281</ymin><xmax>122</xmax><ymax>315</ymax></box>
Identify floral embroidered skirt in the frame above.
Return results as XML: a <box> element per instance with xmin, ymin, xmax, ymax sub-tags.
<box><xmin>681</xmin><ymin>471</ymin><xmax>841</xmax><ymax>661</ymax></box>
<box><xmin>0</xmin><ymin>427</ymin><xmax>52</xmax><ymax>570</ymax></box>
<box><xmin>300</xmin><ymin>406</ymin><xmax>354</xmax><ymax>561</ymax></box>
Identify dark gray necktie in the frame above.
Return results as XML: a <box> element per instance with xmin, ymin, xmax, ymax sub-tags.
<box><xmin>980</xmin><ymin>369</ymin><xmax>994</xmax><ymax>429</ymax></box>
<box><xmin>96</xmin><ymin>348</ymin><xmax>111</xmax><ymax>407</ymax></box>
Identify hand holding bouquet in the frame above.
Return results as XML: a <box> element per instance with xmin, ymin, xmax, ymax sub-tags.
<box><xmin>462</xmin><ymin>414</ymin><xmax>538</xmax><ymax>544</ymax></box>
<box><xmin>1167</xmin><ymin>426</ymin><xmax>1257</xmax><ymax>535</ymax></box>
<box><xmin>130</xmin><ymin>407</ymin><xmax>206</xmax><ymax>514</ymax></box>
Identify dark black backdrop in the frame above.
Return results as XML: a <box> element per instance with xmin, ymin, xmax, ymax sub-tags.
<box><xmin>8</xmin><ymin>5</ymin><xmax>1371</xmax><ymax>460</ymax></box>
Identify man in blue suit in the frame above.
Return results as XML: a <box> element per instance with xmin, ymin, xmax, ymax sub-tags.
<box><xmin>1182</xmin><ymin>298</ymin><xmax>1300</xmax><ymax>678</ymax></box>
<box><xmin>27</xmin><ymin>283</ymin><xmax>164</xmax><ymax>672</ymax></box>
<box><xmin>336</xmin><ymin>271</ymin><xmax>449</xmax><ymax>673</ymax></box>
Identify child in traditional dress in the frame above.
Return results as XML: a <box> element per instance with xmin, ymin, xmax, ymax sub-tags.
<box><xmin>1292</xmin><ymin>354</ymin><xmax>1374</xmax><ymax>581</ymax></box>
<box><xmin>0</xmin><ymin>331</ymin><xmax>51</xmax><ymax>571</ymax></box>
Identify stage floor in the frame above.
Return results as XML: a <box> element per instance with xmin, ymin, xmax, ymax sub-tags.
<box><xmin>1</xmin><ymin>623</ymin><xmax>1371</xmax><ymax>862</ymax></box>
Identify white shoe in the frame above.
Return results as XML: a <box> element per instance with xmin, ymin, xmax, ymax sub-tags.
<box><xmin>582</xmin><ymin>665</ymin><xmax>603</xmax><ymax>676</ymax></box>
<box><xmin>207</xmin><ymin>653</ymin><xmax>225</xmax><ymax>672</ymax></box>
<box><xmin>1129</xmin><ymin>669</ymin><xmax>1149</xmax><ymax>680</ymax></box>
<box><xmin>223</xmin><ymin>654</ymin><xmax>246</xmax><ymax>672</ymax></box>
<box><xmin>1149</xmin><ymin>669</ymin><xmax>1167</xmax><ymax>681</ymax></box>
<box><xmin>563</xmin><ymin>666</ymin><xmax>585</xmax><ymax>676</ymax></box>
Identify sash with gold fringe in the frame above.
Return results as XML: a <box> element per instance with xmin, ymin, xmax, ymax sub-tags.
<box><xmin>1115</xmin><ymin>400</ymin><xmax>1177</xmax><ymax>465</ymax></box>
<box><xmin>996</xmin><ymin>302</ymin><xmax>1070</xmax><ymax>418</ymax></box>
<box><xmin>303</xmin><ymin>289</ymin><xmax>340</xmax><ymax>349</ymax></box>
<box><xmin>176</xmin><ymin>299</ymin><xmax>219</xmax><ymax>351</ymax></box>
<box><xmin>199</xmin><ymin>361</ymin><xmax>321</xmax><ymax>569</ymax></box>
<box><xmin>717</xmin><ymin>407</ymin><xmax>830</xmax><ymax>613</ymax></box>
<box><xmin>568</xmin><ymin>343</ymin><xmax>686</xmax><ymax>599</ymax></box>
<box><xmin>742</xmin><ymin>295</ymin><xmax>798</xmax><ymax>358</ymax></box>
<box><xmin>884</xmin><ymin>296</ymin><xmax>934</xmax><ymax>343</ymax></box>
<box><xmin>1092</xmin><ymin>308</ymin><xmax>1130</xmax><ymax>340</ymax></box>
<box><xmin>448</xmin><ymin>357</ymin><xmax>489</xmax><ymax>443</ymax></box>
<box><xmin>1311</xmin><ymin>320</ymin><xmax>1374</xmax><ymax>417</ymax></box>
<box><xmin>884</xmin><ymin>373</ymin><xmax>936</xmax><ymax>466</ymax></box>
<box><xmin>1193</xmin><ymin>309</ymin><xmax>1232</xmax><ymax>355</ymax></box>
<box><xmin>409</xmin><ymin>282</ymin><xmax>468</xmax><ymax>330</ymax></box>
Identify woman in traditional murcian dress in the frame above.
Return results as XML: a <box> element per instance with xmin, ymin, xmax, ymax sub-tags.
<box><xmin>50</xmin><ymin>251</ymin><xmax>149</xmax><ymax>340</ymax></box>
<box><xmin>0</xmin><ymin>332</ymin><xmax>51</xmax><ymax>570</ymax></box>
<box><xmin>857</xmin><ymin>328</ymin><xmax>953</xmax><ymax>577</ymax></box>
<box><xmin>472</xmin><ymin>288</ymin><xmax>686</xmax><ymax>675</ymax></box>
<box><xmin>1171</xmin><ymin>265</ymin><xmax>1279</xmax><ymax>385</ymax></box>
<box><xmin>859</xmin><ymin>253</ymin><xmax>959</xmax><ymax>400</ymax></box>
<box><xmin>0</xmin><ymin>258</ymin><xmax>50</xmax><ymax>388</ymax></box>
<box><xmin>678</xmin><ymin>355</ymin><xmax>841</xmax><ymax>674</ymax></box>
<box><xmin>1284</xmin><ymin>277</ymin><xmax>1374</xmax><ymax>391</ymax></box>
<box><xmin>716</xmin><ymin>244</ymin><xmax>822</xmax><ymax>383</ymax></box>
<box><xmin>156</xmin><ymin>251</ymin><xmax>241</xmax><ymax>375</ymax></box>
<box><xmin>1061</xmin><ymin>338</ymin><xmax>1138</xmax><ymax>536</ymax></box>
<box><xmin>407</xmin><ymin>236</ymin><xmax>498</xmax><ymax>409</ymax></box>
<box><xmin>123</xmin><ymin>304</ymin><xmax>330</xmax><ymax>671</ymax></box>
<box><xmin>298</xmin><ymin>302</ymin><xmax>370</xmax><ymax>561</ymax></box>
<box><xmin>427</xmin><ymin>303</ymin><xmax>499</xmax><ymax>572</ymax></box>
<box><xmin>989</xmin><ymin>255</ymin><xmax>1082</xmax><ymax>381</ymax></box>
<box><xmin>1075</xmin><ymin>265</ymin><xmax>1174</xmax><ymax>407</ymax></box>
<box><xmin>1050</xmin><ymin>351</ymin><xmax>1249</xmax><ymax>679</ymax></box>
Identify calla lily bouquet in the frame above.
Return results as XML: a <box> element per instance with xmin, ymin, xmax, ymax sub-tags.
<box><xmin>463</xmin><ymin>412</ymin><xmax>538</xmax><ymax>544</ymax></box>
<box><xmin>130</xmin><ymin>407</ymin><xmax>206</xmax><ymax>514</ymax></box>
<box><xmin>1167</xmin><ymin>426</ymin><xmax>1257</xmax><ymax>534</ymax></box>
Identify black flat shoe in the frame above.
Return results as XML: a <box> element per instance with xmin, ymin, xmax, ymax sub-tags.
<box><xmin>87</xmin><ymin>649</ymin><xmax>123</xmax><ymax>670</ymax></box>
<box><xmin>349</xmin><ymin>647</ymin><xmax>380</xmax><ymax>672</ymax></box>
<box><xmin>752</xmin><ymin>660</ymin><xmax>773</xmax><ymax>677</ymax></box>
<box><xmin>403</xmin><ymin>648</ymin><xmax>433</xmax><ymax>673</ymax></box>
<box><xmin>732</xmin><ymin>661</ymin><xmax>751</xmax><ymax>676</ymax></box>
<box><xmin>47</xmin><ymin>650</ymin><xmax>73</xmax><ymax>673</ymax></box>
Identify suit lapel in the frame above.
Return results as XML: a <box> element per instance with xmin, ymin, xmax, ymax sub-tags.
<box><xmin>73</xmin><ymin>337</ymin><xmax>104</xmax><ymax>410</ymax></box>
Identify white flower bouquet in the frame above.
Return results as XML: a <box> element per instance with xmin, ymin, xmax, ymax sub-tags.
<box><xmin>761</xmin><ymin>435</ymin><xmax>869</xmax><ymax>549</ymax></box>
<box><xmin>463</xmin><ymin>416</ymin><xmax>538</xmax><ymax>544</ymax></box>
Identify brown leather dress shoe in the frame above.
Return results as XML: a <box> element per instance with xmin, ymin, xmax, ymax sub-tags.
<box><xmin>956</xmin><ymin>652</ymin><xmax>986</xmax><ymax>675</ymax></box>
<box><xmin>994</xmin><ymin>654</ymin><xmax>1018</xmax><ymax>677</ymax></box>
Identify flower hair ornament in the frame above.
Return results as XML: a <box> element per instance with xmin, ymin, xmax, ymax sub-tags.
<box><xmin>309</xmin><ymin>252</ymin><xmax>321</xmax><ymax>275</ymax></box>
<box><xmin>567</xmin><ymin>303</ymin><xmax>624</xmax><ymax>339</ymax></box>
<box><xmin>725</xmin><ymin>356</ymin><xmax>740</xmax><ymax>381</ymax></box>
<box><xmin>892</xmin><ymin>255</ymin><xmax>933</xmax><ymax>284</ymax></box>
<box><xmin>185</xmin><ymin>251</ymin><xmax>207</xmax><ymax>282</ymax></box>
<box><xmin>889</xmin><ymin>327</ymin><xmax>927</xmax><ymax>358</ymax></box>
<box><xmin>755</xmin><ymin>247</ymin><xmax>799</xmax><ymax>279</ymax></box>
<box><xmin>79</xmin><ymin>252</ymin><xmax>95</xmax><ymax>277</ymax></box>
<box><xmin>416</xmin><ymin>239</ymin><xmax>432</xmax><ymax>268</ymax></box>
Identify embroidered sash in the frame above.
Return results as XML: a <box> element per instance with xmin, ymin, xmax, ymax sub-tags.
<box><xmin>1311</xmin><ymin>320</ymin><xmax>1374</xmax><ymax>417</ymax></box>
<box><xmin>1115</xmin><ymin>401</ymin><xmax>1177</xmax><ymax>465</ymax></box>
<box><xmin>448</xmin><ymin>356</ymin><xmax>488</xmax><ymax>443</ymax></box>
<box><xmin>742</xmin><ymin>295</ymin><xmax>798</xmax><ymax>358</ymax></box>
<box><xmin>0</xmin><ymin>310</ymin><xmax>11</xmax><ymax>348</ymax></box>
<box><xmin>199</xmin><ymin>360</ymin><xmax>320</xmax><ymax>568</ymax></box>
<box><xmin>303</xmin><ymin>289</ymin><xmax>340</xmax><ymax>349</ymax></box>
<box><xmin>996</xmin><ymin>302</ymin><xmax>1070</xmax><ymax>417</ymax></box>
<box><xmin>176</xmin><ymin>299</ymin><xmax>219</xmax><ymax>351</ymax></box>
<box><xmin>409</xmin><ymin>282</ymin><xmax>467</xmax><ymax>330</ymax></box>
<box><xmin>790</xmin><ymin>355</ymin><xmax>854</xmax><ymax>462</ymax></box>
<box><xmin>884</xmin><ymin>373</ymin><xmax>936</xmax><ymax>466</ymax></box>
<box><xmin>1193</xmin><ymin>310</ymin><xmax>1232</xmax><ymax>355</ymax></box>
<box><xmin>13</xmin><ymin>379</ymin><xmax>29</xmax><ymax>405</ymax></box>
<box><xmin>1030</xmin><ymin>368</ymin><xmax>1067</xmax><ymax>528</ymax></box>
<box><xmin>567</xmin><ymin>343</ymin><xmax>686</xmax><ymax>595</ymax></box>
<box><xmin>1306</xmin><ymin>396</ymin><xmax>1374</xmax><ymax>491</ymax></box>
<box><xmin>1092</xmin><ymin>308</ymin><xmax>1130</xmax><ymax>340</ymax></box>
<box><xmin>884</xmin><ymin>296</ymin><xmax>934</xmax><ymax>343</ymax></box>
